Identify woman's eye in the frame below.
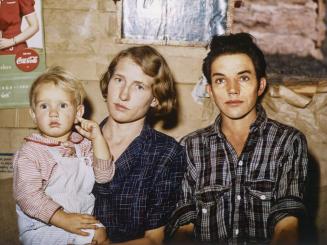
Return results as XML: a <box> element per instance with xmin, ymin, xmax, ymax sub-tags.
<box><xmin>136</xmin><ymin>84</ymin><xmax>144</xmax><ymax>90</ymax></box>
<box><xmin>114</xmin><ymin>77</ymin><xmax>122</xmax><ymax>83</ymax></box>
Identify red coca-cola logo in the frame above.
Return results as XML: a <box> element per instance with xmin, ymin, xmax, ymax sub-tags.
<box><xmin>15</xmin><ymin>48</ymin><xmax>39</xmax><ymax>72</ymax></box>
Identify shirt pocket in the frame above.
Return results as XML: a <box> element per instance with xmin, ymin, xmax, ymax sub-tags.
<box><xmin>246</xmin><ymin>179</ymin><xmax>275</xmax><ymax>239</ymax></box>
<box><xmin>194</xmin><ymin>185</ymin><xmax>231</xmax><ymax>241</ymax></box>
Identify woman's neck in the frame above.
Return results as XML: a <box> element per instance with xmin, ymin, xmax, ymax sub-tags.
<box><xmin>102</xmin><ymin>117</ymin><xmax>145</xmax><ymax>160</ymax></box>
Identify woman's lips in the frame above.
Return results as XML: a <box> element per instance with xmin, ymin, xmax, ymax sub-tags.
<box><xmin>114</xmin><ymin>103</ymin><xmax>129</xmax><ymax>111</ymax></box>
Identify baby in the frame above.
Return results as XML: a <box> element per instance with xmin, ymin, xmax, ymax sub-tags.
<box><xmin>13</xmin><ymin>66</ymin><xmax>114</xmax><ymax>244</ymax></box>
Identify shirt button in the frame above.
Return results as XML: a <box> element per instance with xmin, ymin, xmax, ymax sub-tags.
<box><xmin>238</xmin><ymin>161</ymin><xmax>243</xmax><ymax>166</ymax></box>
<box><xmin>260</xmin><ymin>195</ymin><xmax>266</xmax><ymax>200</ymax></box>
<box><xmin>235</xmin><ymin>229</ymin><xmax>239</xmax><ymax>235</ymax></box>
<box><xmin>236</xmin><ymin>195</ymin><xmax>241</xmax><ymax>201</ymax></box>
<box><xmin>202</xmin><ymin>208</ymin><xmax>207</xmax><ymax>214</ymax></box>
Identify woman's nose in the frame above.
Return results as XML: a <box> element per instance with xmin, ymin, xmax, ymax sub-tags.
<box><xmin>119</xmin><ymin>84</ymin><xmax>130</xmax><ymax>101</ymax></box>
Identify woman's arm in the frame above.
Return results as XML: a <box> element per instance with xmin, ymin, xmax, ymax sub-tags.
<box><xmin>0</xmin><ymin>12</ymin><xmax>39</xmax><ymax>50</ymax></box>
<box><xmin>110</xmin><ymin>226</ymin><xmax>165</xmax><ymax>245</ymax></box>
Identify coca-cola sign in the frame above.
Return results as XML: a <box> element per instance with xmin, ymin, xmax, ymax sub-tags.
<box><xmin>15</xmin><ymin>48</ymin><xmax>39</xmax><ymax>72</ymax></box>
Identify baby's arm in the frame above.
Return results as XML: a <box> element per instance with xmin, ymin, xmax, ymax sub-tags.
<box><xmin>13</xmin><ymin>148</ymin><xmax>61</xmax><ymax>223</ymax></box>
<box><xmin>13</xmin><ymin>146</ymin><xmax>99</xmax><ymax>236</ymax></box>
<box><xmin>75</xmin><ymin>116</ymin><xmax>111</xmax><ymax>161</ymax></box>
<box><xmin>50</xmin><ymin>209</ymin><xmax>99</xmax><ymax>236</ymax></box>
<box><xmin>75</xmin><ymin>117</ymin><xmax>114</xmax><ymax>183</ymax></box>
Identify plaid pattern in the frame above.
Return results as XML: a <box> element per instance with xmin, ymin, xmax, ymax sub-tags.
<box><xmin>93</xmin><ymin>123</ymin><xmax>186</xmax><ymax>243</ymax></box>
<box><xmin>167</xmin><ymin>105</ymin><xmax>308</xmax><ymax>244</ymax></box>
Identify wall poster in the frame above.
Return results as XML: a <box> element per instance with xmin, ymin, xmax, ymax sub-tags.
<box><xmin>0</xmin><ymin>0</ymin><xmax>46</xmax><ymax>108</ymax></box>
<box><xmin>121</xmin><ymin>0</ymin><xmax>232</xmax><ymax>46</ymax></box>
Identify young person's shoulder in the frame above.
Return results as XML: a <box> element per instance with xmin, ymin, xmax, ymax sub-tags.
<box><xmin>265</xmin><ymin>117</ymin><xmax>307</xmax><ymax>143</ymax></box>
<box><xmin>266</xmin><ymin>117</ymin><xmax>305</xmax><ymax>135</ymax></box>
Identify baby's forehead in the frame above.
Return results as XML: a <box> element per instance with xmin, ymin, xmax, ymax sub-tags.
<box><xmin>34</xmin><ymin>83</ymin><xmax>77</xmax><ymax>101</ymax></box>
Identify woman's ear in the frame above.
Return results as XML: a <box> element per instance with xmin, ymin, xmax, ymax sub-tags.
<box><xmin>258</xmin><ymin>78</ymin><xmax>267</xmax><ymax>96</ymax></box>
<box><xmin>75</xmin><ymin>105</ymin><xmax>85</xmax><ymax>123</ymax></box>
<box><xmin>29</xmin><ymin>108</ymin><xmax>37</xmax><ymax>124</ymax></box>
<box><xmin>150</xmin><ymin>97</ymin><xmax>159</xmax><ymax>108</ymax></box>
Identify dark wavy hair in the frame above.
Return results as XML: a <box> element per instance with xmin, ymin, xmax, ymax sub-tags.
<box><xmin>203</xmin><ymin>32</ymin><xmax>267</xmax><ymax>85</ymax></box>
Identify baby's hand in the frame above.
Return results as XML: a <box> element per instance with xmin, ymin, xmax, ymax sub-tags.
<box><xmin>75</xmin><ymin>116</ymin><xmax>102</xmax><ymax>141</ymax></box>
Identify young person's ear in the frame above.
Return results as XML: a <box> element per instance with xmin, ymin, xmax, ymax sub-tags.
<box><xmin>29</xmin><ymin>108</ymin><xmax>37</xmax><ymax>124</ymax></box>
<box><xmin>150</xmin><ymin>97</ymin><xmax>159</xmax><ymax>108</ymax></box>
<box><xmin>258</xmin><ymin>78</ymin><xmax>267</xmax><ymax>96</ymax></box>
<box><xmin>206</xmin><ymin>84</ymin><xmax>213</xmax><ymax>97</ymax></box>
<box><xmin>75</xmin><ymin>105</ymin><xmax>85</xmax><ymax>123</ymax></box>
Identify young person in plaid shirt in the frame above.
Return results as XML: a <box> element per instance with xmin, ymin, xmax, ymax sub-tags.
<box><xmin>167</xmin><ymin>33</ymin><xmax>308</xmax><ymax>244</ymax></box>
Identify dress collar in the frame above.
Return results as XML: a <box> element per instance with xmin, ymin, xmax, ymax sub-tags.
<box><xmin>25</xmin><ymin>131</ymin><xmax>84</xmax><ymax>146</ymax></box>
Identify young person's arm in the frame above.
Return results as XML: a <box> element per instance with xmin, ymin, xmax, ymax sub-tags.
<box><xmin>271</xmin><ymin>216</ymin><xmax>299</xmax><ymax>245</ymax></box>
<box><xmin>268</xmin><ymin>131</ymin><xmax>308</xmax><ymax>244</ymax></box>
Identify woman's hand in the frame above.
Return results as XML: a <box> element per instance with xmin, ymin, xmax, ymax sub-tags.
<box><xmin>50</xmin><ymin>209</ymin><xmax>99</xmax><ymax>236</ymax></box>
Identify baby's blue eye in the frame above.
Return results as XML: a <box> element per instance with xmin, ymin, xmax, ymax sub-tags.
<box><xmin>40</xmin><ymin>104</ymin><xmax>48</xmax><ymax>109</ymax></box>
<box><xmin>60</xmin><ymin>103</ymin><xmax>68</xmax><ymax>108</ymax></box>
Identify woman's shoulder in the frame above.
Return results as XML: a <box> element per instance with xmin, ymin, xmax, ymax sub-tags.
<box><xmin>145</xmin><ymin>127</ymin><xmax>181</xmax><ymax>148</ymax></box>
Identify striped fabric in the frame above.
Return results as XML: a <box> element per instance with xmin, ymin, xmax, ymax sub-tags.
<box><xmin>167</xmin><ymin>105</ymin><xmax>308</xmax><ymax>244</ymax></box>
<box><xmin>13</xmin><ymin>132</ymin><xmax>115</xmax><ymax>223</ymax></box>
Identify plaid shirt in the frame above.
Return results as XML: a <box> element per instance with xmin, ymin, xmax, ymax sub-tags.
<box><xmin>167</xmin><ymin>105</ymin><xmax>308</xmax><ymax>244</ymax></box>
<box><xmin>93</xmin><ymin>123</ymin><xmax>186</xmax><ymax>243</ymax></box>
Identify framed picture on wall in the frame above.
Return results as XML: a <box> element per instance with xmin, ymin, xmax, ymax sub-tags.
<box><xmin>0</xmin><ymin>0</ymin><xmax>46</xmax><ymax>108</ymax></box>
<box><xmin>118</xmin><ymin>0</ymin><xmax>234</xmax><ymax>46</ymax></box>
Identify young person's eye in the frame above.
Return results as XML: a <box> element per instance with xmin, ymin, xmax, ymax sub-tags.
<box><xmin>214</xmin><ymin>78</ymin><xmax>225</xmax><ymax>84</ymax></box>
<box><xmin>240</xmin><ymin>75</ymin><xmax>250</xmax><ymax>82</ymax></box>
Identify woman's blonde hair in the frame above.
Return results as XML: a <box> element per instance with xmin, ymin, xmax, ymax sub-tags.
<box><xmin>100</xmin><ymin>45</ymin><xmax>177</xmax><ymax>115</ymax></box>
<box><xmin>29</xmin><ymin>66</ymin><xmax>85</xmax><ymax>109</ymax></box>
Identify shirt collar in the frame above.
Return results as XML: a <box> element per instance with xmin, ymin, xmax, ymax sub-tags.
<box><xmin>208</xmin><ymin>104</ymin><xmax>268</xmax><ymax>138</ymax></box>
<box><xmin>25</xmin><ymin>131</ymin><xmax>84</xmax><ymax>146</ymax></box>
